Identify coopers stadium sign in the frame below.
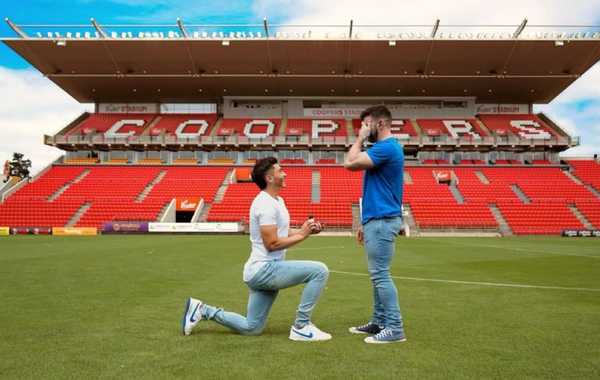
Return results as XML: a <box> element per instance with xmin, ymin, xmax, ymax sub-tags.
<box><xmin>101</xmin><ymin>118</ymin><xmax>351</xmax><ymax>139</ymax></box>
<box><xmin>99</xmin><ymin>114</ymin><xmax>551</xmax><ymax>140</ymax></box>
<box><xmin>101</xmin><ymin>117</ymin><xmax>511</xmax><ymax>140</ymax></box>
<box><xmin>304</xmin><ymin>108</ymin><xmax>362</xmax><ymax>118</ymax></box>
<box><xmin>104</xmin><ymin>119</ymin><xmax>213</xmax><ymax>139</ymax></box>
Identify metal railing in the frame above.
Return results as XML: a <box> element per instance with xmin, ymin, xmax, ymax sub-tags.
<box><xmin>45</xmin><ymin>134</ymin><xmax>577</xmax><ymax>148</ymax></box>
<box><xmin>6</xmin><ymin>18</ymin><xmax>600</xmax><ymax>42</ymax></box>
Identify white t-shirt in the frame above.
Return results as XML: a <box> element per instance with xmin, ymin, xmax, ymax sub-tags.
<box><xmin>243</xmin><ymin>191</ymin><xmax>290</xmax><ymax>282</ymax></box>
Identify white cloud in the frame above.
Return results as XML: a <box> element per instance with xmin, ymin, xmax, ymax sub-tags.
<box><xmin>269</xmin><ymin>0</ymin><xmax>600</xmax><ymax>26</ymax></box>
<box><xmin>0</xmin><ymin>67</ymin><xmax>92</xmax><ymax>176</ymax></box>
<box><xmin>534</xmin><ymin>63</ymin><xmax>600</xmax><ymax>157</ymax></box>
<box><xmin>546</xmin><ymin>64</ymin><xmax>600</xmax><ymax>104</ymax></box>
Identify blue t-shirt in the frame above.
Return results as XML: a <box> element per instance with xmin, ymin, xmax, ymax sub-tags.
<box><xmin>362</xmin><ymin>137</ymin><xmax>404</xmax><ymax>224</ymax></box>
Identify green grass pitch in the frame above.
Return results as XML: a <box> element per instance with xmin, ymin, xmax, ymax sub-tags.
<box><xmin>1</xmin><ymin>235</ymin><xmax>599</xmax><ymax>379</ymax></box>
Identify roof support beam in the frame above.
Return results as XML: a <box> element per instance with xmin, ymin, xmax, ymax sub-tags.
<box><xmin>263</xmin><ymin>18</ymin><xmax>270</xmax><ymax>38</ymax></box>
<box><xmin>431</xmin><ymin>19</ymin><xmax>440</xmax><ymax>39</ymax></box>
<box><xmin>513</xmin><ymin>18</ymin><xmax>528</xmax><ymax>39</ymax></box>
<box><xmin>91</xmin><ymin>18</ymin><xmax>108</xmax><ymax>39</ymax></box>
<box><xmin>177</xmin><ymin>18</ymin><xmax>189</xmax><ymax>38</ymax></box>
<box><xmin>5</xmin><ymin>18</ymin><xmax>28</xmax><ymax>39</ymax></box>
<box><xmin>263</xmin><ymin>18</ymin><xmax>274</xmax><ymax>74</ymax></box>
<box><xmin>345</xmin><ymin>20</ymin><xmax>354</xmax><ymax>76</ymax></box>
<box><xmin>423</xmin><ymin>19</ymin><xmax>441</xmax><ymax>75</ymax></box>
<box><xmin>502</xmin><ymin>19</ymin><xmax>528</xmax><ymax>76</ymax></box>
<box><xmin>90</xmin><ymin>18</ymin><xmax>121</xmax><ymax>73</ymax></box>
<box><xmin>177</xmin><ymin>17</ymin><xmax>198</xmax><ymax>74</ymax></box>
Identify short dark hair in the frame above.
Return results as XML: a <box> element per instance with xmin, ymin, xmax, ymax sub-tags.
<box><xmin>251</xmin><ymin>157</ymin><xmax>278</xmax><ymax>190</ymax></box>
<box><xmin>360</xmin><ymin>105</ymin><xmax>392</xmax><ymax>122</ymax></box>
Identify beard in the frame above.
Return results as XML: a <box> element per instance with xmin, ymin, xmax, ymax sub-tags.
<box><xmin>367</xmin><ymin>128</ymin><xmax>378</xmax><ymax>143</ymax></box>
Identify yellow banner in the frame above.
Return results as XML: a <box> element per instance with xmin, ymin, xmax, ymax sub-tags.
<box><xmin>0</xmin><ymin>227</ymin><xmax>9</xmax><ymax>236</ymax></box>
<box><xmin>52</xmin><ymin>227</ymin><xmax>98</xmax><ymax>236</ymax></box>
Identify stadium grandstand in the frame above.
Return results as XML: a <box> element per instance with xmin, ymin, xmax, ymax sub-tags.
<box><xmin>2</xmin><ymin>18</ymin><xmax>600</xmax><ymax>236</ymax></box>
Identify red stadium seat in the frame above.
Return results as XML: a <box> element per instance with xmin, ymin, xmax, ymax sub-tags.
<box><xmin>416</xmin><ymin>119</ymin><xmax>487</xmax><ymax>139</ymax></box>
<box><xmin>352</xmin><ymin>119</ymin><xmax>418</xmax><ymax>138</ymax></box>
<box><xmin>66</xmin><ymin>113</ymin><xmax>156</xmax><ymax>137</ymax></box>
<box><xmin>287</xmin><ymin>119</ymin><xmax>347</xmax><ymax>139</ymax></box>
<box><xmin>2</xmin><ymin>163</ymin><xmax>599</xmax><ymax>234</ymax></box>
<box><xmin>478</xmin><ymin>114</ymin><xmax>558</xmax><ymax>140</ymax></box>
<box><xmin>218</xmin><ymin>119</ymin><xmax>280</xmax><ymax>137</ymax></box>
<box><xmin>568</xmin><ymin>160</ymin><xmax>600</xmax><ymax>194</ymax></box>
<box><xmin>149</xmin><ymin>114</ymin><xmax>217</xmax><ymax>137</ymax></box>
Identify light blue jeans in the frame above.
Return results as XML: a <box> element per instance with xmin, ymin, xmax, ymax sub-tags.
<box><xmin>363</xmin><ymin>216</ymin><xmax>404</xmax><ymax>332</ymax></box>
<box><xmin>202</xmin><ymin>260</ymin><xmax>329</xmax><ymax>335</ymax></box>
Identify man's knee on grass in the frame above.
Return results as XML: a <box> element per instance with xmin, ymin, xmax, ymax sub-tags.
<box><xmin>241</xmin><ymin>321</ymin><xmax>267</xmax><ymax>336</ymax></box>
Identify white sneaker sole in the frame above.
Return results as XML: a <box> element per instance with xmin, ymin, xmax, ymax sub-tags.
<box><xmin>289</xmin><ymin>334</ymin><xmax>332</xmax><ymax>342</ymax></box>
<box><xmin>348</xmin><ymin>327</ymin><xmax>369</xmax><ymax>334</ymax></box>
<box><xmin>364</xmin><ymin>337</ymin><xmax>407</xmax><ymax>344</ymax></box>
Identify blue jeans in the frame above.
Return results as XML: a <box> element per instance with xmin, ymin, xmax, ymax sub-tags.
<box><xmin>202</xmin><ymin>260</ymin><xmax>329</xmax><ymax>335</ymax></box>
<box><xmin>363</xmin><ymin>216</ymin><xmax>404</xmax><ymax>332</ymax></box>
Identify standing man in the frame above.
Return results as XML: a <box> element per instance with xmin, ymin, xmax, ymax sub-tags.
<box><xmin>181</xmin><ymin>157</ymin><xmax>332</xmax><ymax>341</ymax></box>
<box><xmin>344</xmin><ymin>105</ymin><xmax>406</xmax><ymax>344</ymax></box>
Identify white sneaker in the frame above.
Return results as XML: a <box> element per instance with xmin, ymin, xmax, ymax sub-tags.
<box><xmin>181</xmin><ymin>297</ymin><xmax>204</xmax><ymax>336</ymax></box>
<box><xmin>289</xmin><ymin>323</ymin><xmax>332</xmax><ymax>342</ymax></box>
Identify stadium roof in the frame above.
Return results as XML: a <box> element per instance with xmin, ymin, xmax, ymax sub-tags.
<box><xmin>4</xmin><ymin>20</ymin><xmax>600</xmax><ymax>104</ymax></box>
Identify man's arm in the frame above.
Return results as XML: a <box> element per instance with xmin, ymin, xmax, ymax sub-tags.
<box><xmin>289</xmin><ymin>217</ymin><xmax>322</xmax><ymax>237</ymax></box>
<box><xmin>261</xmin><ymin>220</ymin><xmax>316</xmax><ymax>252</ymax></box>
<box><xmin>344</xmin><ymin>125</ymin><xmax>375</xmax><ymax>171</ymax></box>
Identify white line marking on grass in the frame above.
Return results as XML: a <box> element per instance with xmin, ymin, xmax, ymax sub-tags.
<box><xmin>295</xmin><ymin>246</ymin><xmax>346</xmax><ymax>251</ymax></box>
<box><xmin>330</xmin><ymin>270</ymin><xmax>600</xmax><ymax>292</ymax></box>
<box><xmin>435</xmin><ymin>240</ymin><xmax>600</xmax><ymax>260</ymax></box>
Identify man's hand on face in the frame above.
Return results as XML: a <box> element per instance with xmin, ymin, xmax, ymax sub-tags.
<box><xmin>358</xmin><ymin>123</ymin><xmax>372</xmax><ymax>142</ymax></box>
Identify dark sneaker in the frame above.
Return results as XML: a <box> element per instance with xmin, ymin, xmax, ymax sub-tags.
<box><xmin>348</xmin><ymin>322</ymin><xmax>383</xmax><ymax>335</ymax></box>
<box><xmin>364</xmin><ymin>328</ymin><xmax>407</xmax><ymax>344</ymax></box>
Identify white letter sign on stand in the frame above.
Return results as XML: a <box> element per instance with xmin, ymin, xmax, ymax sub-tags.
<box><xmin>104</xmin><ymin>119</ymin><xmax>145</xmax><ymax>138</ymax></box>
<box><xmin>510</xmin><ymin>120</ymin><xmax>552</xmax><ymax>139</ymax></box>
<box><xmin>312</xmin><ymin>120</ymin><xmax>339</xmax><ymax>138</ymax></box>
<box><xmin>443</xmin><ymin>120</ymin><xmax>482</xmax><ymax>140</ymax></box>
<box><xmin>175</xmin><ymin>120</ymin><xmax>210</xmax><ymax>138</ymax></box>
<box><xmin>244</xmin><ymin>120</ymin><xmax>275</xmax><ymax>138</ymax></box>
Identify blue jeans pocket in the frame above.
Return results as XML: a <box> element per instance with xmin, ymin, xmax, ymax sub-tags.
<box><xmin>381</xmin><ymin>217</ymin><xmax>402</xmax><ymax>241</ymax></box>
<box><xmin>390</xmin><ymin>218</ymin><xmax>403</xmax><ymax>237</ymax></box>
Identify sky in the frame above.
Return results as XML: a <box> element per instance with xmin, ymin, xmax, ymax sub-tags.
<box><xmin>1</xmin><ymin>0</ymin><xmax>600</xmax><ymax>174</ymax></box>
